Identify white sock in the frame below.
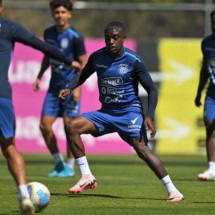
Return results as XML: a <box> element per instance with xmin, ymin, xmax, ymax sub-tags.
<box><xmin>161</xmin><ymin>175</ymin><xmax>177</xmax><ymax>193</ymax></box>
<box><xmin>53</xmin><ymin>153</ymin><xmax>64</xmax><ymax>164</ymax></box>
<box><xmin>67</xmin><ymin>158</ymin><xmax>75</xmax><ymax>169</ymax></box>
<box><xmin>18</xmin><ymin>185</ymin><xmax>30</xmax><ymax>200</ymax></box>
<box><xmin>76</xmin><ymin>156</ymin><xmax>91</xmax><ymax>175</ymax></box>
<box><xmin>208</xmin><ymin>161</ymin><xmax>215</xmax><ymax>171</ymax></box>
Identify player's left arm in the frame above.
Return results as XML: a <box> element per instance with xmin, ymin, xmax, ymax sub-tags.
<box><xmin>134</xmin><ymin>60</ymin><xmax>158</xmax><ymax>137</ymax></box>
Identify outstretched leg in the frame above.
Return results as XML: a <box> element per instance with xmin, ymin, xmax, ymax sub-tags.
<box><xmin>130</xmin><ymin>137</ymin><xmax>184</xmax><ymax>202</ymax></box>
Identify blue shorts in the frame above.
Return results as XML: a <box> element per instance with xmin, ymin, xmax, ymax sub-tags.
<box><xmin>82</xmin><ymin>109</ymin><xmax>148</xmax><ymax>145</ymax></box>
<box><xmin>0</xmin><ymin>98</ymin><xmax>15</xmax><ymax>139</ymax></box>
<box><xmin>204</xmin><ymin>95</ymin><xmax>215</xmax><ymax>123</ymax></box>
<box><xmin>42</xmin><ymin>91</ymin><xmax>80</xmax><ymax>117</ymax></box>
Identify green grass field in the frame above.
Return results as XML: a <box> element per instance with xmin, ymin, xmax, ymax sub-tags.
<box><xmin>0</xmin><ymin>154</ymin><xmax>214</xmax><ymax>215</ymax></box>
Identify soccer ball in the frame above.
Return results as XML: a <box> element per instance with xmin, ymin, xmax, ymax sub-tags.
<box><xmin>27</xmin><ymin>182</ymin><xmax>50</xmax><ymax>212</ymax></box>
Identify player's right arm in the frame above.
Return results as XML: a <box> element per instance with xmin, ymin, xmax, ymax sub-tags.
<box><xmin>33</xmin><ymin>56</ymin><xmax>50</xmax><ymax>91</ymax></box>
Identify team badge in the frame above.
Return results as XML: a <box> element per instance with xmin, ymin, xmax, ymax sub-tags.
<box><xmin>60</xmin><ymin>38</ymin><xmax>69</xmax><ymax>49</ymax></box>
<box><xmin>119</xmin><ymin>64</ymin><xmax>128</xmax><ymax>75</ymax></box>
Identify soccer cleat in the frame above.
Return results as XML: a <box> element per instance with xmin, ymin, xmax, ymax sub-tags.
<box><xmin>198</xmin><ymin>169</ymin><xmax>215</xmax><ymax>181</ymax></box>
<box><xmin>68</xmin><ymin>174</ymin><xmax>98</xmax><ymax>194</ymax></box>
<box><xmin>57</xmin><ymin>166</ymin><xmax>75</xmax><ymax>177</ymax></box>
<box><xmin>48</xmin><ymin>161</ymin><xmax>65</xmax><ymax>177</ymax></box>
<box><xmin>20</xmin><ymin>198</ymin><xmax>35</xmax><ymax>215</ymax></box>
<box><xmin>167</xmin><ymin>190</ymin><xmax>184</xmax><ymax>202</ymax></box>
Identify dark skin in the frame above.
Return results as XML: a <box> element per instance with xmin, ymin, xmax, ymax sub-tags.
<box><xmin>59</xmin><ymin>27</ymin><xmax>168</xmax><ymax>179</ymax></box>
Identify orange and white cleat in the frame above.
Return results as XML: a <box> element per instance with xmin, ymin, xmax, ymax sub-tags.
<box><xmin>167</xmin><ymin>190</ymin><xmax>184</xmax><ymax>202</ymax></box>
<box><xmin>68</xmin><ymin>174</ymin><xmax>98</xmax><ymax>194</ymax></box>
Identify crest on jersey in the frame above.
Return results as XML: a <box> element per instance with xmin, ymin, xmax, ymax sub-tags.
<box><xmin>118</xmin><ymin>64</ymin><xmax>128</xmax><ymax>75</ymax></box>
<box><xmin>60</xmin><ymin>38</ymin><xmax>69</xmax><ymax>49</ymax></box>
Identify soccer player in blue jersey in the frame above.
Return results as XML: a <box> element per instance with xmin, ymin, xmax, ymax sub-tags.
<box><xmin>59</xmin><ymin>21</ymin><xmax>184</xmax><ymax>202</ymax></box>
<box><xmin>195</xmin><ymin>10</ymin><xmax>215</xmax><ymax>181</ymax></box>
<box><xmin>33</xmin><ymin>0</ymin><xmax>87</xmax><ymax>178</ymax></box>
<box><xmin>0</xmin><ymin>0</ymin><xmax>81</xmax><ymax>214</ymax></box>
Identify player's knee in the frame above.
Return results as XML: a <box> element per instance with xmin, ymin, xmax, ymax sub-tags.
<box><xmin>65</xmin><ymin>120</ymin><xmax>77</xmax><ymax>134</ymax></box>
<box><xmin>39</xmin><ymin>123</ymin><xmax>52</xmax><ymax>133</ymax></box>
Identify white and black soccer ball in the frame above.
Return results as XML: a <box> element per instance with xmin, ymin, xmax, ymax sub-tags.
<box><xmin>27</xmin><ymin>182</ymin><xmax>50</xmax><ymax>212</ymax></box>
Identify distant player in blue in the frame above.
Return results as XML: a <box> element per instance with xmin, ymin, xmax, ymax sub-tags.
<box><xmin>34</xmin><ymin>0</ymin><xmax>87</xmax><ymax>178</ymax></box>
<box><xmin>0</xmin><ymin>0</ymin><xmax>80</xmax><ymax>214</ymax></box>
<box><xmin>195</xmin><ymin>10</ymin><xmax>215</xmax><ymax>181</ymax></box>
<box><xmin>59</xmin><ymin>21</ymin><xmax>184</xmax><ymax>202</ymax></box>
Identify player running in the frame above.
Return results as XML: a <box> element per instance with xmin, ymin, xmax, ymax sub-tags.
<box><xmin>59</xmin><ymin>21</ymin><xmax>184</xmax><ymax>202</ymax></box>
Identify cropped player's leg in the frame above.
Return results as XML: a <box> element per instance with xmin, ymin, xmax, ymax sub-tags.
<box><xmin>198</xmin><ymin>120</ymin><xmax>215</xmax><ymax>181</ymax></box>
<box><xmin>57</xmin><ymin>116</ymin><xmax>76</xmax><ymax>177</ymax></box>
<box><xmin>130</xmin><ymin>137</ymin><xmax>184</xmax><ymax>202</ymax></box>
<box><xmin>0</xmin><ymin>99</ymin><xmax>34</xmax><ymax>214</ymax></box>
<box><xmin>0</xmin><ymin>136</ymin><xmax>34</xmax><ymax>214</ymax></box>
<box><xmin>39</xmin><ymin>115</ymin><xmax>66</xmax><ymax>177</ymax></box>
<box><xmin>65</xmin><ymin>116</ymin><xmax>97</xmax><ymax>194</ymax></box>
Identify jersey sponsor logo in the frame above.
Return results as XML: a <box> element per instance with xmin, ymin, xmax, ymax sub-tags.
<box><xmin>96</xmin><ymin>64</ymin><xmax>108</xmax><ymax>69</ymax></box>
<box><xmin>61</xmin><ymin>38</ymin><xmax>69</xmax><ymax>49</ymax></box>
<box><xmin>101</xmin><ymin>87</ymin><xmax>124</xmax><ymax>95</ymax></box>
<box><xmin>118</xmin><ymin>64</ymin><xmax>128</xmax><ymax>75</ymax></box>
<box><xmin>104</xmin><ymin>96</ymin><xmax>121</xmax><ymax>104</ymax></box>
<box><xmin>101</xmin><ymin>77</ymin><xmax>123</xmax><ymax>86</ymax></box>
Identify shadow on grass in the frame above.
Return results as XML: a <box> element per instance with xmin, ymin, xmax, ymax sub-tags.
<box><xmin>51</xmin><ymin>192</ymin><xmax>164</xmax><ymax>201</ymax></box>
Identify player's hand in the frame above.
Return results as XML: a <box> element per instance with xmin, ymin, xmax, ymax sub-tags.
<box><xmin>71</xmin><ymin>61</ymin><xmax>81</xmax><ymax>73</ymax></box>
<box><xmin>58</xmin><ymin>89</ymin><xmax>71</xmax><ymax>99</ymax></box>
<box><xmin>33</xmin><ymin>78</ymin><xmax>41</xmax><ymax>91</ymax></box>
<box><xmin>144</xmin><ymin>116</ymin><xmax>156</xmax><ymax>138</ymax></box>
<box><xmin>194</xmin><ymin>95</ymin><xmax>202</xmax><ymax>107</ymax></box>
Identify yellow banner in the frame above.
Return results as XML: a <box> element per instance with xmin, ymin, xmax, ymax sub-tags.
<box><xmin>156</xmin><ymin>38</ymin><xmax>206</xmax><ymax>154</ymax></box>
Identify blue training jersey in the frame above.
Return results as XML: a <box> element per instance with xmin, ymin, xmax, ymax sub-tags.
<box><xmin>67</xmin><ymin>47</ymin><xmax>158</xmax><ymax>118</ymax></box>
<box><xmin>202</xmin><ymin>34</ymin><xmax>215</xmax><ymax>98</ymax></box>
<box><xmin>0</xmin><ymin>17</ymin><xmax>72</xmax><ymax>100</ymax></box>
<box><xmin>44</xmin><ymin>25</ymin><xmax>86</xmax><ymax>90</ymax></box>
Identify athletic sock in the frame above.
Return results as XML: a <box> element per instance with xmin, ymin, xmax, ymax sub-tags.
<box><xmin>18</xmin><ymin>185</ymin><xmax>30</xmax><ymax>200</ymax></box>
<box><xmin>76</xmin><ymin>156</ymin><xmax>91</xmax><ymax>175</ymax></box>
<box><xmin>208</xmin><ymin>161</ymin><xmax>215</xmax><ymax>171</ymax></box>
<box><xmin>161</xmin><ymin>175</ymin><xmax>177</xmax><ymax>193</ymax></box>
<box><xmin>67</xmin><ymin>158</ymin><xmax>75</xmax><ymax>169</ymax></box>
<box><xmin>53</xmin><ymin>153</ymin><xmax>64</xmax><ymax>164</ymax></box>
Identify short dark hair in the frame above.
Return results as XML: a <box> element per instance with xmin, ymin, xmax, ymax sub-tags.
<box><xmin>0</xmin><ymin>0</ymin><xmax>2</xmax><ymax>6</ymax></box>
<box><xmin>105</xmin><ymin>21</ymin><xmax>126</xmax><ymax>35</ymax></box>
<box><xmin>49</xmin><ymin>0</ymin><xmax>73</xmax><ymax>12</ymax></box>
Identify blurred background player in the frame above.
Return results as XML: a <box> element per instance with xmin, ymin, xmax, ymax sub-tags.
<box><xmin>33</xmin><ymin>0</ymin><xmax>87</xmax><ymax>178</ymax></box>
<box><xmin>59</xmin><ymin>21</ymin><xmax>184</xmax><ymax>202</ymax></box>
<box><xmin>0</xmin><ymin>0</ymin><xmax>80</xmax><ymax>214</ymax></box>
<box><xmin>195</xmin><ymin>10</ymin><xmax>215</xmax><ymax>181</ymax></box>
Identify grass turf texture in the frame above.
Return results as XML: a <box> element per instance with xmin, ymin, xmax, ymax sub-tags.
<box><xmin>0</xmin><ymin>154</ymin><xmax>214</xmax><ymax>215</ymax></box>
